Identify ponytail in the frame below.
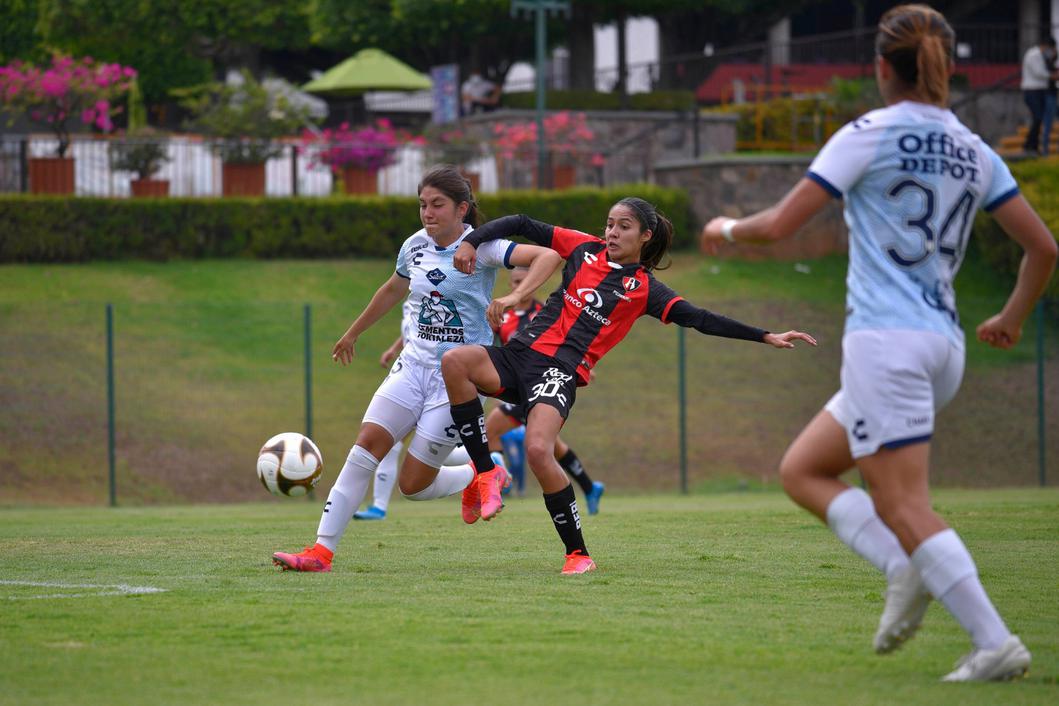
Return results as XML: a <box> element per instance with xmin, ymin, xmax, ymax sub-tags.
<box><xmin>916</xmin><ymin>32</ymin><xmax>950</xmax><ymax>106</ymax></box>
<box><xmin>616</xmin><ymin>196</ymin><xmax>673</xmax><ymax>271</ymax></box>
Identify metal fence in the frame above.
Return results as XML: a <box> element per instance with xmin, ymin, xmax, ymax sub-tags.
<box><xmin>0</xmin><ymin>134</ymin><xmax>667</xmax><ymax>196</ymax></box>
<box><xmin>0</xmin><ymin>294</ymin><xmax>1053</xmax><ymax>507</ymax></box>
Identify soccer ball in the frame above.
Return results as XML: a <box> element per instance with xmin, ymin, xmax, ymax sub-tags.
<box><xmin>257</xmin><ymin>432</ymin><xmax>323</xmax><ymax>497</ymax></box>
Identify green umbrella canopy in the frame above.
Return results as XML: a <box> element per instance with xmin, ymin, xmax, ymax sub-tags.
<box><xmin>303</xmin><ymin>48</ymin><xmax>432</xmax><ymax>97</ymax></box>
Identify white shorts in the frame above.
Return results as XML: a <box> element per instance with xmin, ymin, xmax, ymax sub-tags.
<box><xmin>824</xmin><ymin>329</ymin><xmax>964</xmax><ymax>459</ymax></box>
<box><xmin>361</xmin><ymin>355</ymin><xmax>470</xmax><ymax>468</ymax></box>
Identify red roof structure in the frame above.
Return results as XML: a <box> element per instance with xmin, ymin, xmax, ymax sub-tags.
<box><xmin>696</xmin><ymin>62</ymin><xmax>1020</xmax><ymax>103</ymax></box>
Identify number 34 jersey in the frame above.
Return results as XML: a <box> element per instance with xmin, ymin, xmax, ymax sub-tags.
<box><xmin>807</xmin><ymin>100</ymin><xmax>1019</xmax><ymax>345</ymax></box>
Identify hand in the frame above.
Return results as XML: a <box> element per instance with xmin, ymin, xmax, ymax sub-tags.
<box><xmin>453</xmin><ymin>242</ymin><xmax>477</xmax><ymax>274</ymax></box>
<box><xmin>379</xmin><ymin>347</ymin><xmax>398</xmax><ymax>368</ymax></box>
<box><xmin>487</xmin><ymin>293</ymin><xmax>519</xmax><ymax>329</ymax></box>
<box><xmin>976</xmin><ymin>313</ymin><xmax>1022</xmax><ymax>349</ymax></box>
<box><xmin>763</xmin><ymin>330</ymin><xmax>817</xmax><ymax>349</ymax></box>
<box><xmin>700</xmin><ymin>217</ymin><xmax>729</xmax><ymax>256</ymax></box>
<box><xmin>332</xmin><ymin>333</ymin><xmax>358</xmax><ymax>366</ymax></box>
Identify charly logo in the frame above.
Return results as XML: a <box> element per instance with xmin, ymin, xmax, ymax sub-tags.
<box><xmin>576</xmin><ymin>287</ymin><xmax>603</xmax><ymax>307</ymax></box>
<box><xmin>583</xmin><ymin>251</ymin><xmax>598</xmax><ymax>265</ymax></box>
<box><xmin>426</xmin><ymin>268</ymin><xmax>447</xmax><ymax>286</ymax></box>
<box><xmin>622</xmin><ymin>276</ymin><xmax>641</xmax><ymax>292</ymax></box>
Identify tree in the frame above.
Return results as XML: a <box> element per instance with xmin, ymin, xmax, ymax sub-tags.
<box><xmin>0</xmin><ymin>0</ymin><xmax>46</xmax><ymax>65</ymax></box>
<box><xmin>0</xmin><ymin>54</ymin><xmax>137</xmax><ymax>157</ymax></box>
<box><xmin>309</xmin><ymin>0</ymin><xmax>569</xmax><ymax>90</ymax></box>
<box><xmin>36</xmin><ymin>0</ymin><xmax>313</xmax><ymax>110</ymax></box>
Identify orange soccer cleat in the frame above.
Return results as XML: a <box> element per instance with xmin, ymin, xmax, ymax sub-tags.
<box><xmin>478</xmin><ymin>465</ymin><xmax>511</xmax><ymax>521</ymax></box>
<box><xmin>461</xmin><ymin>470</ymin><xmax>482</xmax><ymax>524</ymax></box>
<box><xmin>272</xmin><ymin>543</ymin><xmax>333</xmax><ymax>572</ymax></box>
<box><xmin>561</xmin><ymin>550</ymin><xmax>597</xmax><ymax>575</ymax></box>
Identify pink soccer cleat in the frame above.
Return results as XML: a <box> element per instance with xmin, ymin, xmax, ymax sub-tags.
<box><xmin>272</xmin><ymin>543</ymin><xmax>333</xmax><ymax>572</ymax></box>
<box><xmin>561</xmin><ymin>550</ymin><xmax>597</xmax><ymax>575</ymax></box>
<box><xmin>478</xmin><ymin>465</ymin><xmax>511</xmax><ymax>521</ymax></box>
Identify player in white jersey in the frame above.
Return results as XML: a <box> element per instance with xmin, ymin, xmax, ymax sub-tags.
<box><xmin>352</xmin><ymin>300</ymin><xmax>479</xmax><ymax>521</ymax></box>
<box><xmin>700</xmin><ymin>5</ymin><xmax>1056</xmax><ymax>683</ymax></box>
<box><xmin>273</xmin><ymin>165</ymin><xmax>562</xmax><ymax>571</ymax></box>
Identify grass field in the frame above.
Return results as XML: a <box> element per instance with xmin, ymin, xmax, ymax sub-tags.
<box><xmin>1</xmin><ymin>489</ymin><xmax>1056</xmax><ymax>705</ymax></box>
<box><xmin>2</xmin><ymin>251</ymin><xmax>1055</xmax><ymax>505</ymax></box>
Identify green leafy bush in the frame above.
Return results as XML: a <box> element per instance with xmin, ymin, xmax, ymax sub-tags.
<box><xmin>972</xmin><ymin>160</ymin><xmax>1059</xmax><ymax>300</ymax></box>
<box><xmin>501</xmin><ymin>90</ymin><xmax>696</xmax><ymax>112</ymax></box>
<box><xmin>0</xmin><ymin>185</ymin><xmax>691</xmax><ymax>262</ymax></box>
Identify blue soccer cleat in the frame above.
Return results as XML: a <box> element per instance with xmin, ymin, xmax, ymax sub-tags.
<box><xmin>353</xmin><ymin>505</ymin><xmax>387</xmax><ymax>521</ymax></box>
<box><xmin>586</xmin><ymin>481</ymin><xmax>605</xmax><ymax>515</ymax></box>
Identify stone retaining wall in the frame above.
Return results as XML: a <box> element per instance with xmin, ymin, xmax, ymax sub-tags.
<box><xmin>655</xmin><ymin>155</ymin><xmax>849</xmax><ymax>260</ymax></box>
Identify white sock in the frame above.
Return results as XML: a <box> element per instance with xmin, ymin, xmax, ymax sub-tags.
<box><xmin>826</xmin><ymin>487</ymin><xmax>910</xmax><ymax>581</ymax></box>
<box><xmin>443</xmin><ymin>445</ymin><xmax>471</xmax><ymax>466</ymax></box>
<box><xmin>372</xmin><ymin>441</ymin><xmax>402</xmax><ymax>511</ymax></box>
<box><xmin>911</xmin><ymin>528</ymin><xmax>1011</xmax><ymax>650</ymax></box>
<box><xmin>316</xmin><ymin>445</ymin><xmax>379</xmax><ymax>552</ymax></box>
<box><xmin>403</xmin><ymin>464</ymin><xmax>474</xmax><ymax>501</ymax></box>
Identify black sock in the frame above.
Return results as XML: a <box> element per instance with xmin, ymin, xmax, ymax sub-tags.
<box><xmin>450</xmin><ymin>399</ymin><xmax>494</xmax><ymax>473</ymax></box>
<box><xmin>543</xmin><ymin>484</ymin><xmax>587</xmax><ymax>556</ymax></box>
<box><xmin>558</xmin><ymin>448</ymin><xmax>593</xmax><ymax>495</ymax></box>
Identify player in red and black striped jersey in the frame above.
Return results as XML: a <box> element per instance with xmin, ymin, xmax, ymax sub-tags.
<box><xmin>487</xmin><ymin>267</ymin><xmax>606</xmax><ymax>513</ymax></box>
<box><xmin>441</xmin><ymin>196</ymin><xmax>816</xmax><ymax>574</ymax></box>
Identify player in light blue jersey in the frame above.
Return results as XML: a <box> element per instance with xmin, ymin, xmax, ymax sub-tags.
<box><xmin>273</xmin><ymin>165</ymin><xmax>562</xmax><ymax>572</ymax></box>
<box><xmin>700</xmin><ymin>4</ymin><xmax>1056</xmax><ymax>683</ymax></box>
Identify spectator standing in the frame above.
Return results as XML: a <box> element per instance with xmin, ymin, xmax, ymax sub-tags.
<box><xmin>1020</xmin><ymin>36</ymin><xmax>1058</xmax><ymax>155</ymax></box>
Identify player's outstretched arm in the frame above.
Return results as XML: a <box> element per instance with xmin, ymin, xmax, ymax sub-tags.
<box><xmin>455</xmin><ymin>215</ymin><xmax>557</xmax><ymax>273</ymax></box>
<box><xmin>763</xmin><ymin>330</ymin><xmax>818</xmax><ymax>349</ymax></box>
<box><xmin>663</xmin><ymin>298</ymin><xmax>817</xmax><ymax>349</ymax></box>
<box><xmin>700</xmin><ymin>178</ymin><xmax>831</xmax><ymax>255</ymax></box>
<box><xmin>976</xmin><ymin>195</ymin><xmax>1057</xmax><ymax>349</ymax></box>
<box><xmin>333</xmin><ymin>273</ymin><xmax>409</xmax><ymax>366</ymax></box>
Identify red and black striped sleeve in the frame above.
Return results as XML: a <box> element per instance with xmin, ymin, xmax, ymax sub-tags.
<box><xmin>646</xmin><ymin>278</ymin><xmax>767</xmax><ymax>343</ymax></box>
<box><xmin>464</xmin><ymin>215</ymin><xmax>599</xmax><ymax>259</ymax></box>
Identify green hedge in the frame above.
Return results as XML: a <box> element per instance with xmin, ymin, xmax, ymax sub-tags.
<box><xmin>973</xmin><ymin>160</ymin><xmax>1059</xmax><ymax>300</ymax></box>
<box><xmin>501</xmin><ymin>90</ymin><xmax>697</xmax><ymax>112</ymax></box>
<box><xmin>0</xmin><ymin>185</ymin><xmax>692</xmax><ymax>262</ymax></box>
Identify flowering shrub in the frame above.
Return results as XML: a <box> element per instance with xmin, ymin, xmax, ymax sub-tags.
<box><xmin>421</xmin><ymin>124</ymin><xmax>484</xmax><ymax>167</ymax></box>
<box><xmin>492</xmin><ymin>111</ymin><xmax>600</xmax><ymax>165</ymax></box>
<box><xmin>176</xmin><ymin>70</ymin><xmax>316</xmax><ymax>164</ymax></box>
<box><xmin>0</xmin><ymin>55</ymin><xmax>137</xmax><ymax>157</ymax></box>
<box><xmin>301</xmin><ymin>120</ymin><xmax>418</xmax><ymax>172</ymax></box>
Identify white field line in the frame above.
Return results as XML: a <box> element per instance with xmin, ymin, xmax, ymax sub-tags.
<box><xmin>0</xmin><ymin>580</ymin><xmax>168</xmax><ymax>600</ymax></box>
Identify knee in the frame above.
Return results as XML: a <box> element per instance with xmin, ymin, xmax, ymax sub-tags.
<box><xmin>524</xmin><ymin>437</ymin><xmax>554</xmax><ymax>470</ymax></box>
<box><xmin>778</xmin><ymin>450</ymin><xmax>808</xmax><ymax>496</ymax></box>
<box><xmin>398</xmin><ymin>476</ymin><xmax>420</xmax><ymax>497</ymax></box>
<box><xmin>440</xmin><ymin>348</ymin><xmax>463</xmax><ymax>377</ymax></box>
<box><xmin>871</xmin><ymin>493</ymin><xmax>922</xmax><ymax>534</ymax></box>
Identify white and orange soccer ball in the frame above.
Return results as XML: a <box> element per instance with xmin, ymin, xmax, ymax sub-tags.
<box><xmin>256</xmin><ymin>432</ymin><xmax>323</xmax><ymax>497</ymax></box>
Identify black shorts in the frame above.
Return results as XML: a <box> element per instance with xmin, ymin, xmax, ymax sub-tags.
<box><xmin>498</xmin><ymin>401</ymin><xmax>527</xmax><ymax>425</ymax></box>
<box><xmin>484</xmin><ymin>343</ymin><xmax>577</xmax><ymax>420</ymax></box>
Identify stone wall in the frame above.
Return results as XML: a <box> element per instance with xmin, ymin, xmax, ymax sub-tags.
<box><xmin>462</xmin><ymin>109</ymin><xmax>738</xmax><ymax>189</ymax></box>
<box><xmin>654</xmin><ymin>155</ymin><xmax>849</xmax><ymax>260</ymax></box>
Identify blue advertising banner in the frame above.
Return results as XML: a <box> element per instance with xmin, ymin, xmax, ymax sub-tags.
<box><xmin>430</xmin><ymin>64</ymin><xmax>459</xmax><ymax>124</ymax></box>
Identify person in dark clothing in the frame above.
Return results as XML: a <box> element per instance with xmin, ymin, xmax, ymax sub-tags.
<box><xmin>1020</xmin><ymin>35</ymin><xmax>1058</xmax><ymax>154</ymax></box>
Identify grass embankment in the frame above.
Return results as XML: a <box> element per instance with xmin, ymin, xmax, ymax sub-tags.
<box><xmin>0</xmin><ymin>251</ymin><xmax>1054</xmax><ymax>505</ymax></box>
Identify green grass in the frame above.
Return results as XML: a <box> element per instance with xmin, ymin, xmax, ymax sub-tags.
<box><xmin>1</xmin><ymin>252</ymin><xmax>1055</xmax><ymax>505</ymax></box>
<box><xmin>1</xmin><ymin>490</ymin><xmax>1056</xmax><ymax>705</ymax></box>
